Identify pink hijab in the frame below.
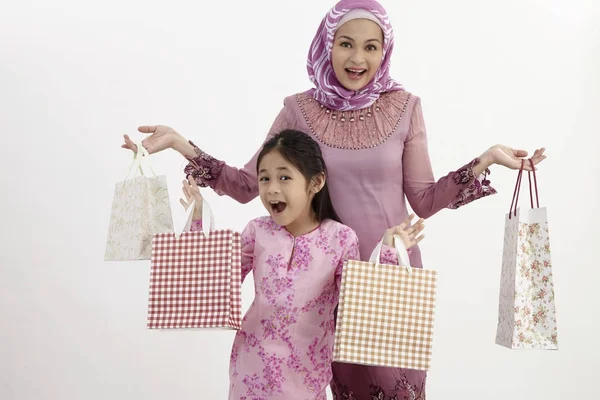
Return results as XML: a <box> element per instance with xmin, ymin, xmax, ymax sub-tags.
<box><xmin>306</xmin><ymin>0</ymin><xmax>404</xmax><ymax>111</ymax></box>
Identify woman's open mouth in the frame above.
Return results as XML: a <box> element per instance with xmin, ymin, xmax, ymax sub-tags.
<box><xmin>345</xmin><ymin>68</ymin><xmax>367</xmax><ymax>81</ymax></box>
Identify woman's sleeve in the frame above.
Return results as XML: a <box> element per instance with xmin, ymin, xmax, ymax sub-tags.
<box><xmin>183</xmin><ymin>103</ymin><xmax>295</xmax><ymax>204</ymax></box>
<box><xmin>402</xmin><ymin>99</ymin><xmax>497</xmax><ymax>218</ymax></box>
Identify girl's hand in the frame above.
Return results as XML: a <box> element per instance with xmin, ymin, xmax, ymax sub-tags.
<box><xmin>480</xmin><ymin>145</ymin><xmax>547</xmax><ymax>172</ymax></box>
<box><xmin>383</xmin><ymin>214</ymin><xmax>425</xmax><ymax>249</ymax></box>
<box><xmin>179</xmin><ymin>176</ymin><xmax>203</xmax><ymax>221</ymax></box>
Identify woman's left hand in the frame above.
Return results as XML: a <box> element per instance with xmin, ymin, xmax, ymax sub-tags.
<box><xmin>481</xmin><ymin>145</ymin><xmax>547</xmax><ymax>172</ymax></box>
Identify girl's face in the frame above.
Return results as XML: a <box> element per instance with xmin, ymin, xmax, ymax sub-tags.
<box><xmin>331</xmin><ymin>18</ymin><xmax>384</xmax><ymax>92</ymax></box>
<box><xmin>258</xmin><ymin>151</ymin><xmax>323</xmax><ymax>235</ymax></box>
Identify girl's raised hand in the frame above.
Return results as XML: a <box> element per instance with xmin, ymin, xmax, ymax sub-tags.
<box><xmin>179</xmin><ymin>175</ymin><xmax>204</xmax><ymax>220</ymax></box>
<box><xmin>383</xmin><ymin>214</ymin><xmax>425</xmax><ymax>249</ymax></box>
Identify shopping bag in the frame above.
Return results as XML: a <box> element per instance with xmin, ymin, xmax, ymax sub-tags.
<box><xmin>146</xmin><ymin>197</ymin><xmax>242</xmax><ymax>330</ymax></box>
<box><xmin>333</xmin><ymin>235</ymin><xmax>438</xmax><ymax>370</ymax></box>
<box><xmin>104</xmin><ymin>145</ymin><xmax>173</xmax><ymax>261</ymax></box>
<box><xmin>496</xmin><ymin>159</ymin><xmax>558</xmax><ymax>349</ymax></box>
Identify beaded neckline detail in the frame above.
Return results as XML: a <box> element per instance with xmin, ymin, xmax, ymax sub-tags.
<box><xmin>295</xmin><ymin>91</ymin><xmax>411</xmax><ymax>150</ymax></box>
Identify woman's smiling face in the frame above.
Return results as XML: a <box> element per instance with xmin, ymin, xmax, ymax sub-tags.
<box><xmin>331</xmin><ymin>18</ymin><xmax>384</xmax><ymax>92</ymax></box>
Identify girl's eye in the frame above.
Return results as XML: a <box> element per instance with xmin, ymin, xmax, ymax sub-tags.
<box><xmin>280</xmin><ymin>176</ymin><xmax>291</xmax><ymax>181</ymax></box>
<box><xmin>340</xmin><ymin>42</ymin><xmax>352</xmax><ymax>48</ymax></box>
<box><xmin>367</xmin><ymin>45</ymin><xmax>378</xmax><ymax>51</ymax></box>
<box><xmin>259</xmin><ymin>177</ymin><xmax>269</xmax><ymax>182</ymax></box>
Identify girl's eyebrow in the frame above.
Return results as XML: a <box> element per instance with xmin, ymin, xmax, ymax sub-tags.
<box><xmin>258</xmin><ymin>167</ymin><xmax>290</xmax><ymax>174</ymax></box>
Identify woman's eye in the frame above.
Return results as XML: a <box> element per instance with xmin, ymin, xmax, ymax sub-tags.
<box><xmin>259</xmin><ymin>177</ymin><xmax>269</xmax><ymax>182</ymax></box>
<box><xmin>280</xmin><ymin>176</ymin><xmax>291</xmax><ymax>181</ymax></box>
<box><xmin>340</xmin><ymin>42</ymin><xmax>352</xmax><ymax>48</ymax></box>
<box><xmin>367</xmin><ymin>45</ymin><xmax>378</xmax><ymax>51</ymax></box>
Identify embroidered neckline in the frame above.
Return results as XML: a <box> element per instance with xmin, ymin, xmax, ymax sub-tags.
<box><xmin>295</xmin><ymin>91</ymin><xmax>411</xmax><ymax>150</ymax></box>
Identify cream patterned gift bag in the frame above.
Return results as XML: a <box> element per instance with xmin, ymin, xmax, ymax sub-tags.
<box><xmin>104</xmin><ymin>145</ymin><xmax>173</xmax><ymax>261</ymax></box>
<box><xmin>496</xmin><ymin>159</ymin><xmax>558</xmax><ymax>349</ymax></box>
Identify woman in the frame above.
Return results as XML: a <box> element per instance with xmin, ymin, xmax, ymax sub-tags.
<box><xmin>122</xmin><ymin>0</ymin><xmax>546</xmax><ymax>398</ymax></box>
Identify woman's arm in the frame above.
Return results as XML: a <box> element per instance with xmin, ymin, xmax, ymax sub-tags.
<box><xmin>182</xmin><ymin>104</ymin><xmax>295</xmax><ymax>204</ymax></box>
<box><xmin>402</xmin><ymin>99</ymin><xmax>497</xmax><ymax>218</ymax></box>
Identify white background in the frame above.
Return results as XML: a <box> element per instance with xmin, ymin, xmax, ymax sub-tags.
<box><xmin>1</xmin><ymin>0</ymin><xmax>599</xmax><ymax>399</ymax></box>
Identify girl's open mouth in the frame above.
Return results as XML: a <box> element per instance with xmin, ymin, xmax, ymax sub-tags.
<box><xmin>270</xmin><ymin>201</ymin><xmax>287</xmax><ymax>214</ymax></box>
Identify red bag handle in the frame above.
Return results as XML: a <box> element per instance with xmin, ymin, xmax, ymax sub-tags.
<box><xmin>509</xmin><ymin>159</ymin><xmax>539</xmax><ymax>219</ymax></box>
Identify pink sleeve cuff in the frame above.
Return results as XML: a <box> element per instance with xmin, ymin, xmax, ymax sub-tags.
<box><xmin>190</xmin><ymin>219</ymin><xmax>203</xmax><ymax>232</ymax></box>
<box><xmin>379</xmin><ymin>244</ymin><xmax>412</xmax><ymax>266</ymax></box>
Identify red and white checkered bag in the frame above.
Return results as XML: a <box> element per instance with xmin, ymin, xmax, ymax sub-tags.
<box><xmin>146</xmin><ymin>198</ymin><xmax>242</xmax><ymax>330</ymax></box>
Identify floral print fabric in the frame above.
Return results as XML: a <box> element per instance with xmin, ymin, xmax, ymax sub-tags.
<box><xmin>227</xmin><ymin>217</ymin><xmax>400</xmax><ymax>399</ymax></box>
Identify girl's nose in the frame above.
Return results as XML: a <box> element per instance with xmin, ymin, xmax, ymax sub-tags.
<box><xmin>267</xmin><ymin>181</ymin><xmax>281</xmax><ymax>194</ymax></box>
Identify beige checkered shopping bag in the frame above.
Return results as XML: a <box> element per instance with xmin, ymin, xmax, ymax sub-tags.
<box><xmin>333</xmin><ymin>235</ymin><xmax>438</xmax><ymax>371</ymax></box>
<box><xmin>147</xmin><ymin>198</ymin><xmax>242</xmax><ymax>330</ymax></box>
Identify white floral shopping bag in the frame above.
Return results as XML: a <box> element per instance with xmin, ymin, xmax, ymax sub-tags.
<box><xmin>496</xmin><ymin>159</ymin><xmax>558</xmax><ymax>349</ymax></box>
<box><xmin>104</xmin><ymin>145</ymin><xmax>173</xmax><ymax>261</ymax></box>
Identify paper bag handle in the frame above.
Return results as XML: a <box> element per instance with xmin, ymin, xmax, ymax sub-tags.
<box><xmin>124</xmin><ymin>143</ymin><xmax>157</xmax><ymax>181</ymax></box>
<box><xmin>173</xmin><ymin>196</ymin><xmax>215</xmax><ymax>239</ymax></box>
<box><xmin>509</xmin><ymin>158</ymin><xmax>540</xmax><ymax>219</ymax></box>
<box><xmin>368</xmin><ymin>234</ymin><xmax>413</xmax><ymax>275</ymax></box>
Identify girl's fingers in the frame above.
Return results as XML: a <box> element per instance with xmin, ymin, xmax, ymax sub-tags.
<box><xmin>182</xmin><ymin>181</ymin><xmax>193</xmax><ymax>200</ymax></box>
<box><xmin>405</xmin><ymin>217</ymin><xmax>424</xmax><ymax>233</ymax></box>
<box><xmin>188</xmin><ymin>176</ymin><xmax>199</xmax><ymax>189</ymax></box>
<box><xmin>398</xmin><ymin>213</ymin><xmax>415</xmax><ymax>230</ymax></box>
<box><xmin>182</xmin><ymin>178</ymin><xmax>203</xmax><ymax>203</ymax></box>
<box><xmin>402</xmin><ymin>222</ymin><xmax>424</xmax><ymax>238</ymax></box>
<box><xmin>414</xmin><ymin>234</ymin><xmax>425</xmax><ymax>244</ymax></box>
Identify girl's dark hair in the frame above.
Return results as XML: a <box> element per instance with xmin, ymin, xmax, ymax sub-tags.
<box><xmin>256</xmin><ymin>129</ymin><xmax>341</xmax><ymax>223</ymax></box>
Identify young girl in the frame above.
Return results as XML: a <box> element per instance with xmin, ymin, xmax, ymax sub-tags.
<box><xmin>179</xmin><ymin>129</ymin><xmax>425</xmax><ymax>400</ymax></box>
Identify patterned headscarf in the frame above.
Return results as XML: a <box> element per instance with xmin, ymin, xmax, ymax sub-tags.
<box><xmin>306</xmin><ymin>0</ymin><xmax>403</xmax><ymax>111</ymax></box>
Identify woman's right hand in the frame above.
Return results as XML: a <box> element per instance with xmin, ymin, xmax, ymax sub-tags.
<box><xmin>121</xmin><ymin>125</ymin><xmax>185</xmax><ymax>155</ymax></box>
